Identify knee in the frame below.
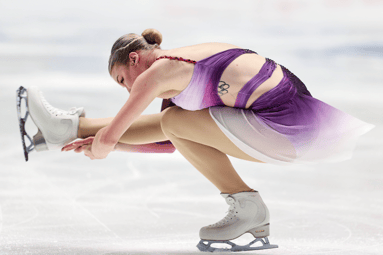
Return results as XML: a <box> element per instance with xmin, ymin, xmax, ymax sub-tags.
<box><xmin>160</xmin><ymin>106</ymin><xmax>181</xmax><ymax>135</ymax></box>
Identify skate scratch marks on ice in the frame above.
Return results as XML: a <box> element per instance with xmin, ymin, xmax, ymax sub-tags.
<box><xmin>72</xmin><ymin>163</ymin><xmax>139</xmax><ymax>201</ymax></box>
<box><xmin>332</xmin><ymin>221</ymin><xmax>353</xmax><ymax>243</ymax></box>
<box><xmin>144</xmin><ymin>186</ymin><xmax>171</xmax><ymax>219</ymax></box>
<box><xmin>73</xmin><ymin>178</ymin><xmax>126</xmax><ymax>201</ymax></box>
<box><xmin>76</xmin><ymin>202</ymin><xmax>124</xmax><ymax>241</ymax></box>
<box><xmin>31</xmin><ymin>167</ymin><xmax>125</xmax><ymax>242</ymax></box>
<box><xmin>127</xmin><ymin>160</ymin><xmax>167</xmax><ymax>219</ymax></box>
<box><xmin>127</xmin><ymin>161</ymin><xmax>141</xmax><ymax>179</ymax></box>
<box><xmin>292</xmin><ymin>216</ymin><xmax>383</xmax><ymax>254</ymax></box>
<box><xmin>144</xmin><ymin>184</ymin><xmax>179</xmax><ymax>219</ymax></box>
<box><xmin>4</xmin><ymin>206</ymin><xmax>39</xmax><ymax>229</ymax></box>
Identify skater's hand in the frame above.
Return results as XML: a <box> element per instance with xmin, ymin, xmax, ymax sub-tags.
<box><xmin>62</xmin><ymin>137</ymin><xmax>95</xmax><ymax>157</ymax></box>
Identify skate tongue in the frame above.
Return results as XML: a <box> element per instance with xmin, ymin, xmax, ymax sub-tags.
<box><xmin>220</xmin><ymin>193</ymin><xmax>230</xmax><ymax>199</ymax></box>
<box><xmin>69</xmin><ymin>107</ymin><xmax>86</xmax><ymax>117</ymax></box>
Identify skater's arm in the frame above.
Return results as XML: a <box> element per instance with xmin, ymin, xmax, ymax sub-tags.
<box><xmin>63</xmin><ymin>140</ymin><xmax>176</xmax><ymax>154</ymax></box>
<box><xmin>105</xmin><ymin>72</ymin><xmax>166</xmax><ymax>144</ymax></box>
<box><xmin>92</xmin><ymin>68</ymin><xmax>169</xmax><ymax>158</ymax></box>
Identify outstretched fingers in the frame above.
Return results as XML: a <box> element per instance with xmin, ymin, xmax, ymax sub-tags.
<box><xmin>62</xmin><ymin>137</ymin><xmax>95</xmax><ymax>152</ymax></box>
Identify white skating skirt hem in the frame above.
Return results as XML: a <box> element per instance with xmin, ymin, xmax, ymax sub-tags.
<box><xmin>209</xmin><ymin>106</ymin><xmax>374</xmax><ymax>166</ymax></box>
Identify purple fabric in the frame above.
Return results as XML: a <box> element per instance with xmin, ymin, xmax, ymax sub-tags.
<box><xmin>234</xmin><ymin>58</ymin><xmax>276</xmax><ymax>108</ymax></box>
<box><xmin>170</xmin><ymin>48</ymin><xmax>257</xmax><ymax>111</ymax></box>
<box><xmin>162</xmin><ymin>48</ymin><xmax>374</xmax><ymax>163</ymax></box>
<box><xmin>210</xmin><ymin>63</ymin><xmax>374</xmax><ymax>164</ymax></box>
<box><xmin>247</xmin><ymin>65</ymin><xmax>319</xmax><ymax>154</ymax></box>
<box><xmin>169</xmin><ymin>47</ymin><xmax>322</xmax><ymax>148</ymax></box>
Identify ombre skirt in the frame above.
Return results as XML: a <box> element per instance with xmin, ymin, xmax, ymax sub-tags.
<box><xmin>209</xmin><ymin>66</ymin><xmax>375</xmax><ymax>165</ymax></box>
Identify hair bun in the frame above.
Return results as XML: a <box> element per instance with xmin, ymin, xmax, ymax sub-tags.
<box><xmin>141</xmin><ymin>28</ymin><xmax>162</xmax><ymax>46</ymax></box>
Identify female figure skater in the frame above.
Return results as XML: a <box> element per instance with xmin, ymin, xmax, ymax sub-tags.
<box><xmin>18</xmin><ymin>28</ymin><xmax>374</xmax><ymax>252</ymax></box>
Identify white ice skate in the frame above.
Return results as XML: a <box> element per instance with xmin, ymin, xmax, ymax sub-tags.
<box><xmin>16</xmin><ymin>86</ymin><xmax>85</xmax><ymax>161</ymax></box>
<box><xmin>197</xmin><ymin>191</ymin><xmax>278</xmax><ymax>252</ymax></box>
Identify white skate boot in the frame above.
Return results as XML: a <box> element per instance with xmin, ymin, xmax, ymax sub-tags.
<box><xmin>16</xmin><ymin>86</ymin><xmax>85</xmax><ymax>161</ymax></box>
<box><xmin>197</xmin><ymin>191</ymin><xmax>278</xmax><ymax>252</ymax></box>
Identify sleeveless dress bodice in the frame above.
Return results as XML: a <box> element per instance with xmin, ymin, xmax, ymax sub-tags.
<box><xmin>156</xmin><ymin>48</ymin><xmax>259</xmax><ymax>111</ymax></box>
<box><xmin>155</xmin><ymin>48</ymin><xmax>374</xmax><ymax>165</ymax></box>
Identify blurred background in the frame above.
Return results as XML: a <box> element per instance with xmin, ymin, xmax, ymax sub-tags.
<box><xmin>0</xmin><ymin>0</ymin><xmax>382</xmax><ymax>254</ymax></box>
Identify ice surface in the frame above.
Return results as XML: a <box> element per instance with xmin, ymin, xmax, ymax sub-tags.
<box><xmin>1</xmin><ymin>0</ymin><xmax>383</xmax><ymax>254</ymax></box>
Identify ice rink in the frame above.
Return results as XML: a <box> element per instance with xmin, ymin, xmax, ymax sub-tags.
<box><xmin>1</xmin><ymin>0</ymin><xmax>383</xmax><ymax>254</ymax></box>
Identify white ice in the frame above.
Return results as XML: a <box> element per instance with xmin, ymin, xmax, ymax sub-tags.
<box><xmin>1</xmin><ymin>0</ymin><xmax>383</xmax><ymax>254</ymax></box>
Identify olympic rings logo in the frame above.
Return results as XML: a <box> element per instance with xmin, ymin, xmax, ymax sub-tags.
<box><xmin>218</xmin><ymin>81</ymin><xmax>230</xmax><ymax>96</ymax></box>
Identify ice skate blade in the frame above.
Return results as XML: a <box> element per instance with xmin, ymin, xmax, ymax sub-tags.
<box><xmin>16</xmin><ymin>86</ymin><xmax>35</xmax><ymax>161</ymax></box>
<box><xmin>197</xmin><ymin>237</ymin><xmax>278</xmax><ymax>252</ymax></box>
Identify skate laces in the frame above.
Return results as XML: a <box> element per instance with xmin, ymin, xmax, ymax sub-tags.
<box><xmin>210</xmin><ymin>197</ymin><xmax>237</xmax><ymax>227</ymax></box>
<box><xmin>39</xmin><ymin>91</ymin><xmax>78</xmax><ymax>116</ymax></box>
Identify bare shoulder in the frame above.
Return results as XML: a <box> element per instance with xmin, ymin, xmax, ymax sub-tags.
<box><xmin>138</xmin><ymin>59</ymin><xmax>188</xmax><ymax>97</ymax></box>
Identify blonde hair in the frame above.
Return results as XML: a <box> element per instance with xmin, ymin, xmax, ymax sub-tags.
<box><xmin>108</xmin><ymin>28</ymin><xmax>162</xmax><ymax>74</ymax></box>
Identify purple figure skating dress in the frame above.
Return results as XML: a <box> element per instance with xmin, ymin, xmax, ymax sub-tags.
<box><xmin>156</xmin><ymin>48</ymin><xmax>375</xmax><ymax>165</ymax></box>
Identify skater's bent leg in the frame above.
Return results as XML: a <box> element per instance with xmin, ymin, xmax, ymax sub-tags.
<box><xmin>161</xmin><ymin>106</ymin><xmax>263</xmax><ymax>194</ymax></box>
<box><xmin>78</xmin><ymin>112</ymin><xmax>168</xmax><ymax>144</ymax></box>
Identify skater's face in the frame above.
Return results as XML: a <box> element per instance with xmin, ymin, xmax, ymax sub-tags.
<box><xmin>111</xmin><ymin>52</ymin><xmax>145</xmax><ymax>93</ymax></box>
<box><xmin>111</xmin><ymin>64</ymin><xmax>134</xmax><ymax>93</ymax></box>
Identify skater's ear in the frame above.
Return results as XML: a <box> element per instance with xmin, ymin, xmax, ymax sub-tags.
<box><xmin>128</xmin><ymin>52</ymin><xmax>140</xmax><ymax>66</ymax></box>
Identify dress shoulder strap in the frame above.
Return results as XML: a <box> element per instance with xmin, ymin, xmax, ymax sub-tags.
<box><xmin>155</xmin><ymin>49</ymin><xmax>256</xmax><ymax>66</ymax></box>
<box><xmin>155</xmin><ymin>56</ymin><xmax>197</xmax><ymax>64</ymax></box>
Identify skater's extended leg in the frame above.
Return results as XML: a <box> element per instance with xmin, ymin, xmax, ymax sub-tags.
<box><xmin>77</xmin><ymin>117</ymin><xmax>113</xmax><ymax>139</ymax></box>
<box><xmin>78</xmin><ymin>112</ymin><xmax>168</xmax><ymax>144</ymax></box>
<box><xmin>23</xmin><ymin>86</ymin><xmax>170</xmax><ymax>153</ymax></box>
<box><xmin>160</xmin><ymin>106</ymin><xmax>264</xmax><ymax>194</ymax></box>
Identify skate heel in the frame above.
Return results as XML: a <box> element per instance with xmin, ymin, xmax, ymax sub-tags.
<box><xmin>33</xmin><ymin>129</ymin><xmax>48</xmax><ymax>152</ymax></box>
<box><xmin>248</xmin><ymin>224</ymin><xmax>270</xmax><ymax>238</ymax></box>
